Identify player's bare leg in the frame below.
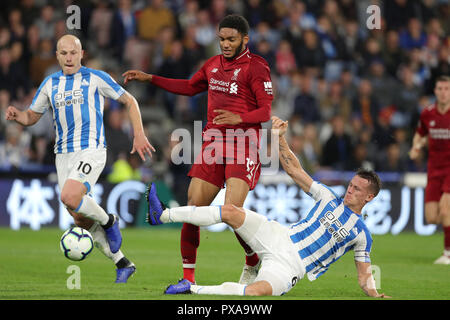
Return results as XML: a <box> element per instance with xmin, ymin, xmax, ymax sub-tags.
<box><xmin>61</xmin><ymin>179</ymin><xmax>122</xmax><ymax>253</ymax></box>
<box><xmin>435</xmin><ymin>193</ymin><xmax>450</xmax><ymax>264</ymax></box>
<box><xmin>425</xmin><ymin>202</ymin><xmax>441</xmax><ymax>225</ymax></box>
<box><xmin>182</xmin><ymin>178</ymin><xmax>221</xmax><ymax>282</ymax></box>
<box><xmin>224</xmin><ymin>177</ymin><xmax>261</xmax><ymax>283</ymax></box>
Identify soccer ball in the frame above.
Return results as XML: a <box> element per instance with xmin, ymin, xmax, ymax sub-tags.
<box><xmin>60</xmin><ymin>227</ymin><xmax>94</xmax><ymax>261</ymax></box>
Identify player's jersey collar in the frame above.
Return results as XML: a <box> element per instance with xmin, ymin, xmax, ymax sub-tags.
<box><xmin>221</xmin><ymin>47</ymin><xmax>251</xmax><ymax>70</ymax></box>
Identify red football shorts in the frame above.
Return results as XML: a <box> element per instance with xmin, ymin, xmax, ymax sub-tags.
<box><xmin>425</xmin><ymin>173</ymin><xmax>450</xmax><ymax>202</ymax></box>
<box><xmin>188</xmin><ymin>130</ymin><xmax>261</xmax><ymax>190</ymax></box>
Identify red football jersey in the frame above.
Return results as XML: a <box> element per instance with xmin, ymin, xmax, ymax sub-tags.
<box><xmin>151</xmin><ymin>48</ymin><xmax>273</xmax><ymax>133</ymax></box>
<box><xmin>416</xmin><ymin>103</ymin><xmax>450</xmax><ymax>177</ymax></box>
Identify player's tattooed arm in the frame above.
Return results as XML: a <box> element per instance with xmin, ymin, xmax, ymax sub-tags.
<box><xmin>271</xmin><ymin>116</ymin><xmax>313</xmax><ymax>193</ymax></box>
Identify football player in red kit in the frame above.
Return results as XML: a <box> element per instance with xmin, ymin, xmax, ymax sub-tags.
<box><xmin>409</xmin><ymin>76</ymin><xmax>450</xmax><ymax>265</ymax></box>
<box><xmin>123</xmin><ymin>14</ymin><xmax>273</xmax><ymax>291</ymax></box>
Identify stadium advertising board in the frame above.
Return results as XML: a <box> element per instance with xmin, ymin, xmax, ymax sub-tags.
<box><xmin>0</xmin><ymin>177</ymin><xmax>437</xmax><ymax>235</ymax></box>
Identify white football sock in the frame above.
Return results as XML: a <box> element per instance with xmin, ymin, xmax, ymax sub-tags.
<box><xmin>88</xmin><ymin>222</ymin><xmax>124</xmax><ymax>264</ymax></box>
<box><xmin>75</xmin><ymin>195</ymin><xmax>109</xmax><ymax>225</ymax></box>
<box><xmin>160</xmin><ymin>206</ymin><xmax>222</xmax><ymax>226</ymax></box>
<box><xmin>190</xmin><ymin>282</ymin><xmax>246</xmax><ymax>295</ymax></box>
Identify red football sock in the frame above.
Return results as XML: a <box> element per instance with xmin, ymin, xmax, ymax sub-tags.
<box><xmin>234</xmin><ymin>232</ymin><xmax>260</xmax><ymax>266</ymax></box>
<box><xmin>444</xmin><ymin>226</ymin><xmax>450</xmax><ymax>253</ymax></box>
<box><xmin>181</xmin><ymin>223</ymin><xmax>200</xmax><ymax>283</ymax></box>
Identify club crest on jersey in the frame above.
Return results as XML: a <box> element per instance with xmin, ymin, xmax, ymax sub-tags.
<box><xmin>231</xmin><ymin>68</ymin><xmax>241</xmax><ymax>81</ymax></box>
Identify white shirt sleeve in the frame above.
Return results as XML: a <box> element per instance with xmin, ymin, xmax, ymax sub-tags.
<box><xmin>29</xmin><ymin>77</ymin><xmax>51</xmax><ymax>114</ymax></box>
<box><xmin>308</xmin><ymin>181</ymin><xmax>339</xmax><ymax>202</ymax></box>
<box><xmin>92</xmin><ymin>70</ymin><xmax>125</xmax><ymax>100</ymax></box>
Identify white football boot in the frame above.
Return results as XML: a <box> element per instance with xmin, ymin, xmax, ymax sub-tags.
<box><xmin>238</xmin><ymin>260</ymin><xmax>261</xmax><ymax>285</ymax></box>
<box><xmin>433</xmin><ymin>255</ymin><xmax>450</xmax><ymax>265</ymax></box>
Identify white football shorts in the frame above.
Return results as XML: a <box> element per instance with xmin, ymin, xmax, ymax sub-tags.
<box><xmin>55</xmin><ymin>148</ymin><xmax>107</xmax><ymax>195</ymax></box>
<box><xmin>236</xmin><ymin>209</ymin><xmax>306</xmax><ymax>296</ymax></box>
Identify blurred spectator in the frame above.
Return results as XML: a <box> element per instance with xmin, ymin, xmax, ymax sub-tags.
<box><xmin>392</xmin><ymin>65</ymin><xmax>422</xmax><ymax>127</ymax></box>
<box><xmin>321</xmin><ymin>115</ymin><xmax>353</xmax><ymax>170</ymax></box>
<box><xmin>318</xmin><ymin>80</ymin><xmax>352</xmax><ymax>122</ymax></box>
<box><xmin>89</xmin><ymin>0</ymin><xmax>113</xmax><ymax>50</ymax></box>
<box><xmin>275</xmin><ymin>39</ymin><xmax>296</xmax><ymax>76</ymax></box>
<box><xmin>294</xmin><ymin>29</ymin><xmax>326</xmax><ymax>75</ymax></box>
<box><xmin>34</xmin><ymin>4</ymin><xmax>57</xmax><ymax>40</ymax></box>
<box><xmin>384</xmin><ymin>0</ymin><xmax>417</xmax><ymax>31</ymax></box>
<box><xmin>157</xmin><ymin>39</ymin><xmax>192</xmax><ymax>117</ymax></box>
<box><xmin>0</xmin><ymin>47</ymin><xmax>30</xmax><ymax>100</ymax></box>
<box><xmin>137</xmin><ymin>0</ymin><xmax>175</xmax><ymax>41</ymax></box>
<box><xmin>107</xmin><ymin>153</ymin><xmax>142</xmax><ymax>184</ymax></box>
<box><xmin>399</xmin><ymin>18</ymin><xmax>427</xmax><ymax>50</ymax></box>
<box><xmin>104</xmin><ymin>107</ymin><xmax>132</xmax><ymax>167</ymax></box>
<box><xmin>8</xmin><ymin>8</ymin><xmax>26</xmax><ymax>43</ymax></box>
<box><xmin>0</xmin><ymin>123</ymin><xmax>31</xmax><ymax>169</ymax></box>
<box><xmin>209</xmin><ymin>0</ymin><xmax>230</xmax><ymax>26</ymax></box>
<box><xmin>289</xmin><ymin>133</ymin><xmax>316</xmax><ymax>174</ymax></box>
<box><xmin>29</xmin><ymin>39</ymin><xmax>57</xmax><ymax>86</ymax></box>
<box><xmin>193</xmin><ymin>9</ymin><xmax>217</xmax><ymax>56</ymax></box>
<box><xmin>382</xmin><ymin>30</ymin><xmax>407</xmax><ymax>77</ymax></box>
<box><xmin>178</xmin><ymin>0</ymin><xmax>199</xmax><ymax>29</ymax></box>
<box><xmin>110</xmin><ymin>0</ymin><xmax>137</xmax><ymax>61</ymax></box>
<box><xmin>254</xmin><ymin>39</ymin><xmax>275</xmax><ymax>70</ymax></box>
<box><xmin>376</xmin><ymin>143</ymin><xmax>408</xmax><ymax>172</ymax></box>
<box><xmin>351</xmin><ymin>79</ymin><xmax>380</xmax><ymax>130</ymax></box>
<box><xmin>291</xmin><ymin>74</ymin><xmax>321</xmax><ymax>124</ymax></box>
<box><xmin>366</xmin><ymin>60</ymin><xmax>399</xmax><ymax>109</ymax></box>
<box><xmin>346</xmin><ymin>142</ymin><xmax>373</xmax><ymax>171</ymax></box>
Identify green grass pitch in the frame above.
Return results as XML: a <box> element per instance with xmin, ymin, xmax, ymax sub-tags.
<box><xmin>0</xmin><ymin>226</ymin><xmax>449</xmax><ymax>300</ymax></box>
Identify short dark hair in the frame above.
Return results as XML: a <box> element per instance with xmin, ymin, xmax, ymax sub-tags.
<box><xmin>219</xmin><ymin>14</ymin><xmax>250</xmax><ymax>36</ymax></box>
<box><xmin>436</xmin><ymin>75</ymin><xmax>450</xmax><ymax>84</ymax></box>
<box><xmin>356</xmin><ymin>168</ymin><xmax>381</xmax><ymax>197</ymax></box>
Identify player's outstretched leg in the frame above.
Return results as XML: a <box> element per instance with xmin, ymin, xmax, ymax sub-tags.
<box><xmin>146</xmin><ymin>182</ymin><xmax>166</xmax><ymax>225</ymax></box>
<box><xmin>164</xmin><ymin>279</ymin><xmax>193</xmax><ymax>294</ymax></box>
<box><xmin>102</xmin><ymin>214</ymin><xmax>122</xmax><ymax>253</ymax></box>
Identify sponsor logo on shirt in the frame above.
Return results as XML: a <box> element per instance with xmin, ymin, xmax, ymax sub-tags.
<box><xmin>319</xmin><ymin>211</ymin><xmax>350</xmax><ymax>242</ymax></box>
<box><xmin>54</xmin><ymin>89</ymin><xmax>84</xmax><ymax>108</ymax></box>
<box><xmin>209</xmin><ymin>78</ymin><xmax>238</xmax><ymax>94</ymax></box>
<box><xmin>263</xmin><ymin>81</ymin><xmax>273</xmax><ymax>95</ymax></box>
<box><xmin>429</xmin><ymin>128</ymin><xmax>450</xmax><ymax>139</ymax></box>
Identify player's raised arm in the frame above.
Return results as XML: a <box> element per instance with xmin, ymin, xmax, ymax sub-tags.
<box><xmin>5</xmin><ymin>106</ymin><xmax>42</xmax><ymax>126</ymax></box>
<box><xmin>355</xmin><ymin>261</ymin><xmax>391</xmax><ymax>298</ymax></box>
<box><xmin>271</xmin><ymin>116</ymin><xmax>313</xmax><ymax>194</ymax></box>
<box><xmin>117</xmin><ymin>91</ymin><xmax>156</xmax><ymax>161</ymax></box>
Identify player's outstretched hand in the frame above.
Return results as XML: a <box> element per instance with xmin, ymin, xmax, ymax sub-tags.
<box><xmin>271</xmin><ymin>116</ymin><xmax>288</xmax><ymax>136</ymax></box>
<box><xmin>131</xmin><ymin>133</ymin><xmax>156</xmax><ymax>161</ymax></box>
<box><xmin>5</xmin><ymin>106</ymin><xmax>19</xmax><ymax>121</ymax></box>
<box><xmin>122</xmin><ymin>70</ymin><xmax>152</xmax><ymax>85</ymax></box>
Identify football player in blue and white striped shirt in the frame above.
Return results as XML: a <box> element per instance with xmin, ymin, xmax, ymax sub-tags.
<box><xmin>6</xmin><ymin>35</ymin><xmax>155</xmax><ymax>283</ymax></box>
<box><xmin>145</xmin><ymin>116</ymin><xmax>390</xmax><ymax>297</ymax></box>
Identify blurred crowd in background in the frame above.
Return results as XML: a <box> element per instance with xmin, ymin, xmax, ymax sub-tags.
<box><xmin>0</xmin><ymin>0</ymin><xmax>449</xmax><ymax>203</ymax></box>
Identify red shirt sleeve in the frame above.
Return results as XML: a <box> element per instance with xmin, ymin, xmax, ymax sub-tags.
<box><xmin>151</xmin><ymin>66</ymin><xmax>208</xmax><ymax>96</ymax></box>
<box><xmin>240</xmin><ymin>59</ymin><xmax>273</xmax><ymax>124</ymax></box>
<box><xmin>416</xmin><ymin>109</ymin><xmax>428</xmax><ymax>137</ymax></box>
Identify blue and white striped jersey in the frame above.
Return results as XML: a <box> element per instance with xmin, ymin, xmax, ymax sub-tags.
<box><xmin>29</xmin><ymin>66</ymin><xmax>125</xmax><ymax>154</ymax></box>
<box><xmin>289</xmin><ymin>181</ymin><xmax>372</xmax><ymax>281</ymax></box>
